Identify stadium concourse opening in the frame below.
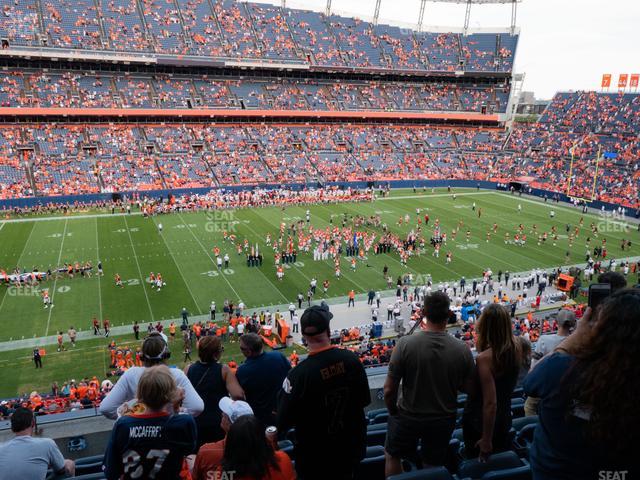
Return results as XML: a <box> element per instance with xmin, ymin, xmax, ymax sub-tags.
<box><xmin>0</xmin><ymin>0</ymin><xmax>639</xmax><ymax>479</ymax></box>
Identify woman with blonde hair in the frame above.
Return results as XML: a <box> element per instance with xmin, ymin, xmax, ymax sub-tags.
<box><xmin>462</xmin><ymin>303</ymin><xmax>523</xmax><ymax>460</ymax></box>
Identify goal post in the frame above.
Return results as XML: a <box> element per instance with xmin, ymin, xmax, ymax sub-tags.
<box><xmin>565</xmin><ymin>143</ymin><xmax>601</xmax><ymax>203</ymax></box>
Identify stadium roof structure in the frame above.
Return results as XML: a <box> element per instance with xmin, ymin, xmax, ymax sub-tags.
<box><xmin>316</xmin><ymin>0</ymin><xmax>522</xmax><ymax>34</ymax></box>
<box><xmin>414</xmin><ymin>0</ymin><xmax>523</xmax><ymax>33</ymax></box>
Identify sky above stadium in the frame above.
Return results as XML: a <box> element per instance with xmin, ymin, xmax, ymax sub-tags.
<box><xmin>264</xmin><ymin>0</ymin><xmax>639</xmax><ymax>99</ymax></box>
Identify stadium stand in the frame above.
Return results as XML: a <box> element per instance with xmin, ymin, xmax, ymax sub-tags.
<box><xmin>0</xmin><ymin>1</ymin><xmax>517</xmax><ymax>72</ymax></box>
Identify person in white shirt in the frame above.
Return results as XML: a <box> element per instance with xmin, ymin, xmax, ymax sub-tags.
<box><xmin>291</xmin><ymin>313</ymin><xmax>300</xmax><ymax>333</ymax></box>
<box><xmin>99</xmin><ymin>333</ymin><xmax>203</xmax><ymax>419</ymax></box>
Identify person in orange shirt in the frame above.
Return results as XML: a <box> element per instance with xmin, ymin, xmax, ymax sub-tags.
<box><xmin>289</xmin><ymin>351</ymin><xmax>299</xmax><ymax>367</ymax></box>
<box><xmin>193</xmin><ymin>402</ymin><xmax>294</xmax><ymax>480</ymax></box>
<box><xmin>169</xmin><ymin>322</ymin><xmax>176</xmax><ymax>341</ymax></box>
<box><xmin>57</xmin><ymin>332</ymin><xmax>65</xmax><ymax>352</ymax></box>
<box><xmin>348</xmin><ymin>289</ymin><xmax>355</xmax><ymax>308</ymax></box>
<box><xmin>114</xmin><ymin>274</ymin><xmax>123</xmax><ymax>288</ymax></box>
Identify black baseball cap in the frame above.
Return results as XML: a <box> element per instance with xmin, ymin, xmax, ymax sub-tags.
<box><xmin>301</xmin><ymin>302</ymin><xmax>333</xmax><ymax>336</ymax></box>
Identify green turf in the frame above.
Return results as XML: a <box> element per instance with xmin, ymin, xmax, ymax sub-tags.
<box><xmin>0</xmin><ymin>331</ymin><xmax>297</xmax><ymax>398</ymax></box>
<box><xmin>0</xmin><ymin>188</ymin><xmax>638</xmax><ymax>397</ymax></box>
<box><xmin>0</xmin><ymin>188</ymin><xmax>638</xmax><ymax>343</ymax></box>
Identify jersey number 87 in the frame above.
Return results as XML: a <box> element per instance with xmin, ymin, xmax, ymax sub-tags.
<box><xmin>122</xmin><ymin>448</ymin><xmax>169</xmax><ymax>479</ymax></box>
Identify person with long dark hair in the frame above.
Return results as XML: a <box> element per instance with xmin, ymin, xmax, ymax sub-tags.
<box><xmin>185</xmin><ymin>336</ymin><xmax>244</xmax><ymax>447</ymax></box>
<box><xmin>524</xmin><ymin>289</ymin><xmax>640</xmax><ymax>479</ymax></box>
<box><xmin>462</xmin><ymin>303</ymin><xmax>523</xmax><ymax>460</ymax></box>
<box><xmin>221</xmin><ymin>415</ymin><xmax>294</xmax><ymax>480</ymax></box>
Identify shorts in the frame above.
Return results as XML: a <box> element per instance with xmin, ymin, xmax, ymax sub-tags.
<box><xmin>385</xmin><ymin>413</ymin><xmax>456</xmax><ymax>466</ymax></box>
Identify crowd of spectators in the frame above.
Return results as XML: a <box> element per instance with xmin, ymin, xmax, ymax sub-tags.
<box><xmin>0</xmin><ymin>0</ymin><xmax>517</xmax><ymax>72</ymax></box>
<box><xmin>0</xmin><ymin>68</ymin><xmax>508</xmax><ymax>113</ymax></box>
<box><xmin>0</xmin><ymin>102</ymin><xmax>638</xmax><ymax>207</ymax></box>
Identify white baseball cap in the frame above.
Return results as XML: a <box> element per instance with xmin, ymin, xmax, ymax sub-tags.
<box><xmin>219</xmin><ymin>397</ymin><xmax>253</xmax><ymax>423</ymax></box>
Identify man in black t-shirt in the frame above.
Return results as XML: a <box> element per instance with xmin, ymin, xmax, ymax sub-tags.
<box><xmin>277</xmin><ymin>303</ymin><xmax>371</xmax><ymax>480</ymax></box>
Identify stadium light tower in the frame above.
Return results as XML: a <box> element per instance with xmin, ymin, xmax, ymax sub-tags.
<box><xmin>417</xmin><ymin>0</ymin><xmax>521</xmax><ymax>35</ymax></box>
<box><xmin>418</xmin><ymin>0</ymin><xmax>427</xmax><ymax>32</ymax></box>
<box><xmin>373</xmin><ymin>0</ymin><xmax>382</xmax><ymax>25</ymax></box>
<box><xmin>326</xmin><ymin>0</ymin><xmax>332</xmax><ymax>16</ymax></box>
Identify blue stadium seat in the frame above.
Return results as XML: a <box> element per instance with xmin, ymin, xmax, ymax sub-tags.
<box><xmin>481</xmin><ymin>464</ymin><xmax>532</xmax><ymax>480</ymax></box>
<box><xmin>368</xmin><ymin>408</ymin><xmax>388</xmax><ymax>421</ymax></box>
<box><xmin>372</xmin><ymin>412</ymin><xmax>390</xmax><ymax>424</ymax></box>
<box><xmin>445</xmin><ymin>438</ymin><xmax>463</xmax><ymax>473</ymax></box>
<box><xmin>366</xmin><ymin>429</ymin><xmax>387</xmax><ymax>447</ymax></box>
<box><xmin>511</xmin><ymin>398</ymin><xmax>525</xmax><ymax>418</ymax></box>
<box><xmin>279</xmin><ymin>439</ymin><xmax>295</xmax><ymax>459</ymax></box>
<box><xmin>512</xmin><ymin>415</ymin><xmax>538</xmax><ymax>431</ymax></box>
<box><xmin>68</xmin><ymin>474</ymin><xmax>105</xmax><ymax>480</ymax></box>
<box><xmin>368</xmin><ymin>422</ymin><xmax>388</xmax><ymax>432</ymax></box>
<box><xmin>74</xmin><ymin>455</ymin><xmax>104</xmax><ymax>475</ymax></box>
<box><xmin>357</xmin><ymin>454</ymin><xmax>386</xmax><ymax>480</ymax></box>
<box><xmin>513</xmin><ymin>423</ymin><xmax>537</xmax><ymax>459</ymax></box>
<box><xmin>388</xmin><ymin>466</ymin><xmax>456</xmax><ymax>480</ymax></box>
<box><xmin>366</xmin><ymin>445</ymin><xmax>386</xmax><ymax>458</ymax></box>
<box><xmin>457</xmin><ymin>451</ymin><xmax>524</xmax><ymax>479</ymax></box>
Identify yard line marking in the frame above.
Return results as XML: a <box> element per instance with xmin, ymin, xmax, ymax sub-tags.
<box><xmin>0</xmin><ymin>222</ymin><xmax>38</xmax><ymax>318</ymax></box>
<box><xmin>45</xmin><ymin>219</ymin><xmax>68</xmax><ymax>337</ymax></box>
<box><xmin>95</xmin><ymin>218</ymin><xmax>103</xmax><ymax>321</ymax></box>
<box><xmin>153</xmin><ymin>217</ymin><xmax>203</xmax><ymax>314</ymax></box>
<box><xmin>0</xmin><ymin>222</ymin><xmax>5</xmax><ymax>233</ymax></box>
<box><xmin>123</xmin><ymin>216</ymin><xmax>155</xmax><ymax>322</ymax></box>
<box><xmin>176</xmin><ymin>213</ymin><xmax>242</xmax><ymax>300</ymax></box>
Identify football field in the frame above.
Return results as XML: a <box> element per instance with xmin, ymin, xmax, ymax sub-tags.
<box><xmin>0</xmin><ymin>188</ymin><xmax>638</xmax><ymax>344</ymax></box>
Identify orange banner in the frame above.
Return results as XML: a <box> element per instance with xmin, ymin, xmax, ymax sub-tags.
<box><xmin>618</xmin><ymin>73</ymin><xmax>629</xmax><ymax>89</ymax></box>
<box><xmin>630</xmin><ymin>74</ymin><xmax>640</xmax><ymax>89</ymax></box>
<box><xmin>601</xmin><ymin>73</ymin><xmax>611</xmax><ymax>88</ymax></box>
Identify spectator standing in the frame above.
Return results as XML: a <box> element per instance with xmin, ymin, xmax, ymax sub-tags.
<box><xmin>236</xmin><ymin>333</ymin><xmax>290</xmax><ymax>426</ymax></box>
<box><xmin>291</xmin><ymin>312</ymin><xmax>299</xmax><ymax>333</ymax></box>
<box><xmin>185</xmin><ymin>336</ymin><xmax>245</xmax><ymax>447</ymax></box>
<box><xmin>181</xmin><ymin>307</ymin><xmax>189</xmax><ymax>326</ymax></box>
<box><xmin>277</xmin><ymin>303</ymin><xmax>371</xmax><ymax>480</ymax></box>
<box><xmin>0</xmin><ymin>407</ymin><xmax>75</xmax><ymax>480</ymax></box>
<box><xmin>192</xmin><ymin>398</ymin><xmax>254</xmax><ymax>480</ymax></box>
<box><xmin>524</xmin><ymin>309</ymin><xmax>575</xmax><ymax>416</ymax></box>
<box><xmin>33</xmin><ymin>348</ymin><xmax>42</xmax><ymax>368</ymax></box>
<box><xmin>99</xmin><ymin>332</ymin><xmax>204</xmax><ymax>419</ymax></box>
<box><xmin>103</xmin><ymin>366</ymin><xmax>197</xmax><ymax>480</ymax></box>
<box><xmin>384</xmin><ymin>292</ymin><xmax>474</xmax><ymax>477</ymax></box>
<box><xmin>524</xmin><ymin>290</ymin><xmax>640</xmax><ymax>479</ymax></box>
<box><xmin>132</xmin><ymin>321</ymin><xmax>139</xmax><ymax>340</ymax></box>
<box><xmin>462</xmin><ymin>304</ymin><xmax>523</xmax><ymax>460</ymax></box>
